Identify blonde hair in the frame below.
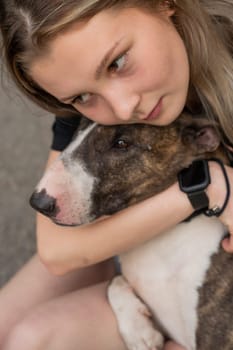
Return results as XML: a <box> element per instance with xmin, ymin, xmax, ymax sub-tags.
<box><xmin>1</xmin><ymin>0</ymin><xmax>233</xmax><ymax>141</ymax></box>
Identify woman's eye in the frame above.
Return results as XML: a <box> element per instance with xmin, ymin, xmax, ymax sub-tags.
<box><xmin>73</xmin><ymin>93</ymin><xmax>92</xmax><ymax>105</ymax></box>
<box><xmin>108</xmin><ymin>53</ymin><xmax>127</xmax><ymax>73</ymax></box>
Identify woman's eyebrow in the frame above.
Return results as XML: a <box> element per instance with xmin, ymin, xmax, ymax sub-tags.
<box><xmin>60</xmin><ymin>39</ymin><xmax>123</xmax><ymax>103</ymax></box>
<box><xmin>95</xmin><ymin>39</ymin><xmax>122</xmax><ymax>80</ymax></box>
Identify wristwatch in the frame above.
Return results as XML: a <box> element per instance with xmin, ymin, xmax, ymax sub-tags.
<box><xmin>178</xmin><ymin>159</ymin><xmax>210</xmax><ymax>211</ymax></box>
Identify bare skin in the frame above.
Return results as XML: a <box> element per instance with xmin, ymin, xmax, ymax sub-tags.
<box><xmin>164</xmin><ymin>342</ymin><xmax>186</xmax><ymax>350</ymax></box>
<box><xmin>2</xmin><ymin>274</ymin><xmax>127</xmax><ymax>350</ymax></box>
<box><xmin>0</xmin><ymin>255</ymin><xmax>115</xmax><ymax>347</ymax></box>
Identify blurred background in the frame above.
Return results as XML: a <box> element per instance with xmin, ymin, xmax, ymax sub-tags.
<box><xmin>0</xmin><ymin>60</ymin><xmax>53</xmax><ymax>287</ymax></box>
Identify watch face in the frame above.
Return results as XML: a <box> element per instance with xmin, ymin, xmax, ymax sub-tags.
<box><xmin>179</xmin><ymin>160</ymin><xmax>210</xmax><ymax>192</ymax></box>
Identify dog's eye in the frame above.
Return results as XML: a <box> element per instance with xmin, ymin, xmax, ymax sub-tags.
<box><xmin>113</xmin><ymin>139</ymin><xmax>129</xmax><ymax>150</ymax></box>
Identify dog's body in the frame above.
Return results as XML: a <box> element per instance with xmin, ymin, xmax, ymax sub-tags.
<box><xmin>109</xmin><ymin>216</ymin><xmax>228</xmax><ymax>350</ymax></box>
<box><xmin>30</xmin><ymin>114</ymin><xmax>233</xmax><ymax>350</ymax></box>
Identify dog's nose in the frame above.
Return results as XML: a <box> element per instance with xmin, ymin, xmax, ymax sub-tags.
<box><xmin>30</xmin><ymin>189</ymin><xmax>58</xmax><ymax>217</ymax></box>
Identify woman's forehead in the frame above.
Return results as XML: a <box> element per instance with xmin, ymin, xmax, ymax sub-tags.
<box><xmin>29</xmin><ymin>8</ymin><xmax>154</xmax><ymax>96</ymax></box>
<box><xmin>31</xmin><ymin>5</ymin><xmax>162</xmax><ymax>69</ymax></box>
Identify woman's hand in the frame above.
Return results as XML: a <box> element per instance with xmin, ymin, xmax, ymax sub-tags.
<box><xmin>207</xmin><ymin>162</ymin><xmax>233</xmax><ymax>253</ymax></box>
<box><xmin>164</xmin><ymin>341</ymin><xmax>186</xmax><ymax>350</ymax></box>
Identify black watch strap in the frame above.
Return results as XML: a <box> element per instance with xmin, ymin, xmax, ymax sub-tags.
<box><xmin>187</xmin><ymin>190</ymin><xmax>209</xmax><ymax>211</ymax></box>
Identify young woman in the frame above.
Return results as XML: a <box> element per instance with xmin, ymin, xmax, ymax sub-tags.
<box><xmin>0</xmin><ymin>1</ymin><xmax>232</xmax><ymax>349</ymax></box>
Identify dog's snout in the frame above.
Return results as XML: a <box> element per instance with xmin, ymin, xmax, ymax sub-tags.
<box><xmin>30</xmin><ymin>189</ymin><xmax>58</xmax><ymax>217</ymax></box>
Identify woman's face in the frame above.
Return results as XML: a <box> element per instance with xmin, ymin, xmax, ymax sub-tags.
<box><xmin>31</xmin><ymin>7</ymin><xmax>190</xmax><ymax>126</ymax></box>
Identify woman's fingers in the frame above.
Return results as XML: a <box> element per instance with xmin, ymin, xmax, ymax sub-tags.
<box><xmin>163</xmin><ymin>341</ymin><xmax>186</xmax><ymax>350</ymax></box>
<box><xmin>221</xmin><ymin>235</ymin><xmax>233</xmax><ymax>253</ymax></box>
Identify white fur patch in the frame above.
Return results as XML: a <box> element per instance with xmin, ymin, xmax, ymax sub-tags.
<box><xmin>108</xmin><ymin>276</ymin><xmax>164</xmax><ymax>350</ymax></box>
<box><xmin>109</xmin><ymin>215</ymin><xmax>225</xmax><ymax>350</ymax></box>
<box><xmin>36</xmin><ymin>123</ymin><xmax>98</xmax><ymax>225</ymax></box>
<box><xmin>62</xmin><ymin>122</ymin><xmax>97</xmax><ymax>155</ymax></box>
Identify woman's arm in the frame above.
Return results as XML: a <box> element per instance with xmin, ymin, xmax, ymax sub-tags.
<box><xmin>37</xmin><ymin>152</ymin><xmax>233</xmax><ymax>275</ymax></box>
<box><xmin>37</xmin><ymin>150</ymin><xmax>193</xmax><ymax>275</ymax></box>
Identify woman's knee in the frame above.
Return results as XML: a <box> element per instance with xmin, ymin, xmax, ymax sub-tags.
<box><xmin>3</xmin><ymin>309</ymin><xmax>52</xmax><ymax>350</ymax></box>
<box><xmin>4</xmin><ymin>282</ymin><xmax>126</xmax><ymax>350</ymax></box>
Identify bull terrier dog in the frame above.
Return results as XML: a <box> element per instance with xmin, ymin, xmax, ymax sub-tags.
<box><xmin>30</xmin><ymin>114</ymin><xmax>233</xmax><ymax>350</ymax></box>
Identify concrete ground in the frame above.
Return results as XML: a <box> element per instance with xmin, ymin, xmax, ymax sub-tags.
<box><xmin>0</xmin><ymin>62</ymin><xmax>53</xmax><ymax>287</ymax></box>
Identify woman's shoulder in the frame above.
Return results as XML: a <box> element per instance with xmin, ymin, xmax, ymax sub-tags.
<box><xmin>54</xmin><ymin>114</ymin><xmax>82</xmax><ymax>127</ymax></box>
<box><xmin>51</xmin><ymin>113</ymin><xmax>83</xmax><ymax>151</ymax></box>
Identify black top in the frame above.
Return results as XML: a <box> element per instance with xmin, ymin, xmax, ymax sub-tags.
<box><xmin>51</xmin><ymin>115</ymin><xmax>82</xmax><ymax>151</ymax></box>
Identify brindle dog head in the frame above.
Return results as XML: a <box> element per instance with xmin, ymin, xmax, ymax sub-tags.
<box><xmin>30</xmin><ymin>113</ymin><xmax>227</xmax><ymax>226</ymax></box>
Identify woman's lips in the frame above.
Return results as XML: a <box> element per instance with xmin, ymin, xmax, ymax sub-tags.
<box><xmin>145</xmin><ymin>98</ymin><xmax>163</xmax><ymax>121</ymax></box>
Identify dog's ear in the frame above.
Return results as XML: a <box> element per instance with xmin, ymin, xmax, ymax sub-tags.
<box><xmin>181</xmin><ymin>118</ymin><xmax>221</xmax><ymax>154</ymax></box>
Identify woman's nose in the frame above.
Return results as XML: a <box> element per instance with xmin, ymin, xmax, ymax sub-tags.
<box><xmin>104</xmin><ymin>87</ymin><xmax>141</xmax><ymax>121</ymax></box>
